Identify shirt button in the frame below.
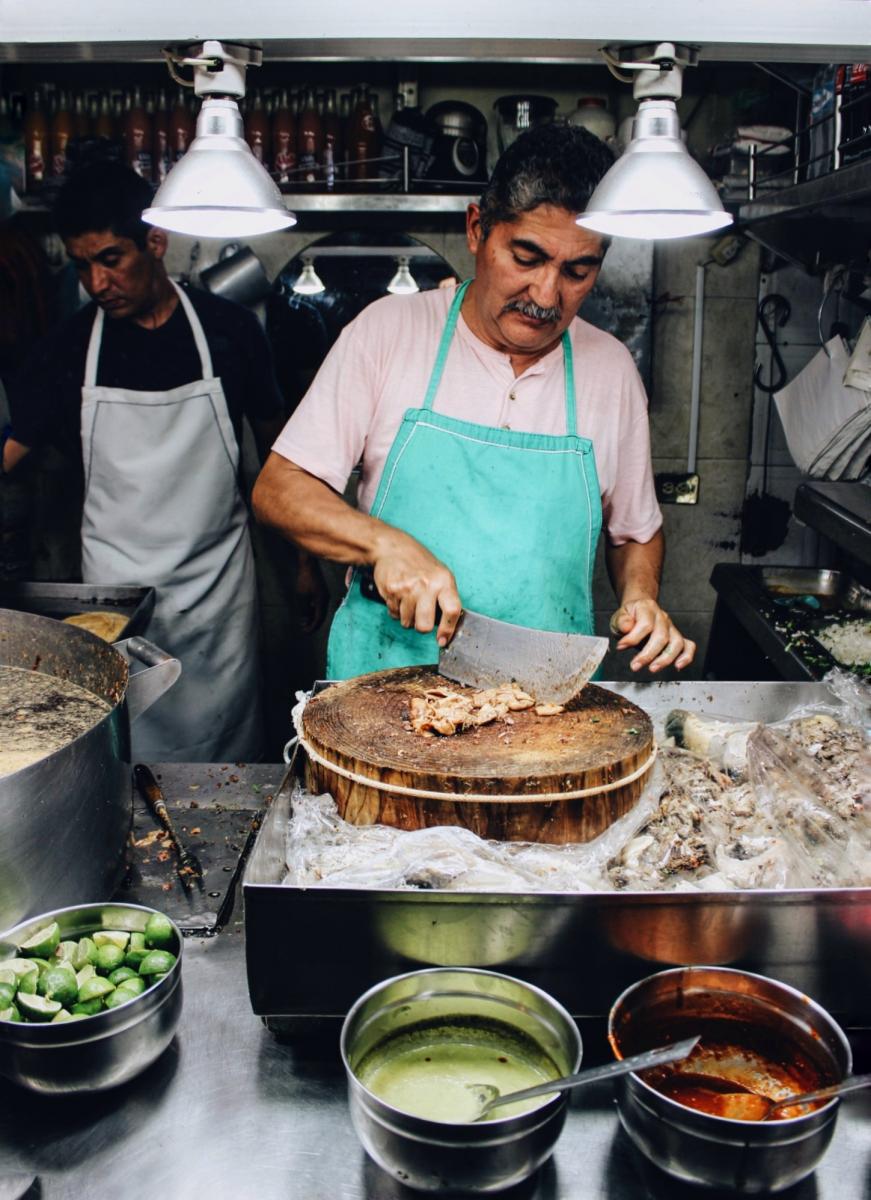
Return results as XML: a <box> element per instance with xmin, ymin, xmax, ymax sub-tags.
<box><xmin>509</xmin><ymin>391</ymin><xmax>516</xmax><ymax>401</ymax></box>
<box><xmin>501</xmin><ymin>423</ymin><xmax>511</xmax><ymax>430</ymax></box>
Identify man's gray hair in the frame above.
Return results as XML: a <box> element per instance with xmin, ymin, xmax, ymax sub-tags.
<box><xmin>478</xmin><ymin>123</ymin><xmax>615</xmax><ymax>237</ymax></box>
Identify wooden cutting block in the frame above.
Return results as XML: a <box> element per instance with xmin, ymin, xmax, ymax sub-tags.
<box><xmin>301</xmin><ymin>666</ymin><xmax>656</xmax><ymax>844</ymax></box>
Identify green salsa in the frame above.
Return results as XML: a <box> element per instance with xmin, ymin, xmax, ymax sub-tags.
<box><xmin>356</xmin><ymin>1019</ymin><xmax>562</xmax><ymax>1123</ymax></box>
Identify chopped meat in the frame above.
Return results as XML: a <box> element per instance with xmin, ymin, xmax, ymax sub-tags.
<box><xmin>408</xmin><ymin>682</ymin><xmax>547</xmax><ymax>736</ymax></box>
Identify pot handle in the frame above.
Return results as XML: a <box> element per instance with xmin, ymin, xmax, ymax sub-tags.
<box><xmin>114</xmin><ymin>636</ymin><xmax>182</xmax><ymax>724</ymax></box>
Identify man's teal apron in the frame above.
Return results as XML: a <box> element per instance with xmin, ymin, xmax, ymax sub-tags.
<box><xmin>327</xmin><ymin>281</ymin><xmax>603</xmax><ymax>679</ymax></box>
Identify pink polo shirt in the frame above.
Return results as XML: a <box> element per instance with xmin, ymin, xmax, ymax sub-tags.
<box><xmin>272</xmin><ymin>285</ymin><xmax>662</xmax><ymax>547</ymax></box>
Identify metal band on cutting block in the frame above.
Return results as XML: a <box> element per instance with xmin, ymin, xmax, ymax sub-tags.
<box><xmin>301</xmin><ymin>666</ymin><xmax>656</xmax><ymax>844</ymax></box>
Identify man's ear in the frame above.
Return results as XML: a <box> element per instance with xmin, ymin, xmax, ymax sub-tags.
<box><xmin>466</xmin><ymin>202</ymin><xmax>483</xmax><ymax>256</ymax></box>
<box><xmin>145</xmin><ymin>226</ymin><xmax>169</xmax><ymax>260</ymax></box>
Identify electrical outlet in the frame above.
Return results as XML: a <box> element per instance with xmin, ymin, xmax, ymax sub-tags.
<box><xmin>656</xmin><ymin>472</ymin><xmax>700</xmax><ymax>504</ymax></box>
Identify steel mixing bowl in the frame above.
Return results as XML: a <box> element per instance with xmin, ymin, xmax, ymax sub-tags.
<box><xmin>0</xmin><ymin>902</ymin><xmax>183</xmax><ymax>1094</ymax></box>
<box><xmin>608</xmin><ymin>966</ymin><xmax>852</xmax><ymax>1194</ymax></box>
<box><xmin>340</xmin><ymin>967</ymin><xmax>581</xmax><ymax>1194</ymax></box>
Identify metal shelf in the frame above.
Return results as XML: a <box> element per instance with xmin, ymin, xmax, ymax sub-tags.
<box><xmin>737</xmin><ymin>158</ymin><xmax>871</xmax><ymax>270</ymax></box>
<box><xmin>281</xmin><ymin>192</ymin><xmax>473</xmax><ymax>214</ymax></box>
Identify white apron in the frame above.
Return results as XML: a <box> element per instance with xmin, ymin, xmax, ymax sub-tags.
<box><xmin>80</xmin><ymin>280</ymin><xmax>263</xmax><ymax>762</ymax></box>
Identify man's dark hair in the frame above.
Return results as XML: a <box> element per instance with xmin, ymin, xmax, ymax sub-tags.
<box><xmin>478</xmin><ymin>123</ymin><xmax>615</xmax><ymax>238</ymax></box>
<box><xmin>54</xmin><ymin>161</ymin><xmax>154</xmax><ymax>249</ymax></box>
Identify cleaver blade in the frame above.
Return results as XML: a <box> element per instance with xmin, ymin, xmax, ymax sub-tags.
<box><xmin>439</xmin><ymin>610</ymin><xmax>609</xmax><ymax>705</ymax></box>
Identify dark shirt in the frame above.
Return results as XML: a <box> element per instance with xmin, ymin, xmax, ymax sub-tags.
<box><xmin>8</xmin><ymin>284</ymin><xmax>283</xmax><ymax>455</ymax></box>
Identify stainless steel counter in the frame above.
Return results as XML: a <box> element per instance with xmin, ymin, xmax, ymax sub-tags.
<box><xmin>1</xmin><ymin>760</ymin><xmax>869</xmax><ymax>1200</ymax></box>
<box><xmin>0</xmin><ymin>927</ymin><xmax>869</xmax><ymax>1200</ymax></box>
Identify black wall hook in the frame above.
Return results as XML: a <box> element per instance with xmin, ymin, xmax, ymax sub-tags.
<box><xmin>754</xmin><ymin>293</ymin><xmax>791</xmax><ymax>394</ymax></box>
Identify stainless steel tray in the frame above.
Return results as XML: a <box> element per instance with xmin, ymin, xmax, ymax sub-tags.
<box><xmin>243</xmin><ymin>682</ymin><xmax>871</xmax><ymax>1030</ymax></box>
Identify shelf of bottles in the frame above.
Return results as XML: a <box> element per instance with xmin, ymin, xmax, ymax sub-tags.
<box><xmin>0</xmin><ymin>81</ymin><xmax>483</xmax><ymax>213</ymax></box>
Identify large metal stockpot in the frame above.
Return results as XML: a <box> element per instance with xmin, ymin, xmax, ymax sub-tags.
<box><xmin>0</xmin><ymin>609</ymin><xmax>179</xmax><ymax>930</ymax></box>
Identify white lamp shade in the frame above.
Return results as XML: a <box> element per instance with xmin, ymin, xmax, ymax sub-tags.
<box><xmin>386</xmin><ymin>257</ymin><xmax>420</xmax><ymax>295</ymax></box>
<box><xmin>577</xmin><ymin>100</ymin><xmax>732</xmax><ymax>241</ymax></box>
<box><xmin>292</xmin><ymin>260</ymin><xmax>326</xmax><ymax>295</ymax></box>
<box><xmin>143</xmin><ymin>98</ymin><xmax>296</xmax><ymax>238</ymax></box>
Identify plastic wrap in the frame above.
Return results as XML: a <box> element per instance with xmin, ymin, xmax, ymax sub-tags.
<box><xmin>284</xmin><ymin>676</ymin><xmax>870</xmax><ymax>894</ymax></box>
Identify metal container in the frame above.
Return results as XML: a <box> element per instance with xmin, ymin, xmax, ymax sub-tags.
<box><xmin>0</xmin><ymin>902</ymin><xmax>183</xmax><ymax>1094</ymax></box>
<box><xmin>0</xmin><ymin>582</ymin><xmax>155</xmax><ymax>638</ymax></box>
<box><xmin>0</xmin><ymin>609</ymin><xmax>180</xmax><ymax>930</ymax></box>
<box><xmin>607</xmin><ymin>966</ymin><xmax>852</xmax><ymax>1193</ymax></box>
<box><xmin>340</xmin><ymin>967</ymin><xmax>581</xmax><ymax>1194</ymax></box>
<box><xmin>244</xmin><ymin>682</ymin><xmax>871</xmax><ymax>1033</ymax></box>
<box><xmin>200</xmin><ymin>244</ymin><xmax>273</xmax><ymax>307</ymax></box>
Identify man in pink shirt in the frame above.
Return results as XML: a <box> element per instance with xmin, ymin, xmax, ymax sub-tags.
<box><xmin>254</xmin><ymin>124</ymin><xmax>695</xmax><ymax>680</ymax></box>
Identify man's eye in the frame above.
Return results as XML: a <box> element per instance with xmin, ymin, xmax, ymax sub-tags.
<box><xmin>513</xmin><ymin>255</ymin><xmax>540</xmax><ymax>268</ymax></box>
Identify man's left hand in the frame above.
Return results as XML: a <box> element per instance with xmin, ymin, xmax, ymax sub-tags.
<box><xmin>609</xmin><ymin>599</ymin><xmax>696</xmax><ymax>673</ymax></box>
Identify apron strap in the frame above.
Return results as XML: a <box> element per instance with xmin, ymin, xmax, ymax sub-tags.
<box><xmin>562</xmin><ymin>331</ymin><xmax>578</xmax><ymax>436</ymax></box>
<box><xmin>171</xmin><ymin>279</ymin><xmax>215</xmax><ymax>380</ymax></box>
<box><xmin>84</xmin><ymin>307</ymin><xmax>105</xmax><ymax>389</ymax></box>
<box><xmin>422</xmin><ymin>279</ymin><xmax>579</xmax><ymax>435</ymax></box>
<box><xmin>421</xmin><ymin>279</ymin><xmax>471</xmax><ymax>412</ymax></box>
<box><xmin>83</xmin><ymin>280</ymin><xmax>215</xmax><ymax>388</ymax></box>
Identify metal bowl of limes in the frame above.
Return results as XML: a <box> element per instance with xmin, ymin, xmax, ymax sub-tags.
<box><xmin>0</xmin><ymin>901</ymin><xmax>183</xmax><ymax>1093</ymax></box>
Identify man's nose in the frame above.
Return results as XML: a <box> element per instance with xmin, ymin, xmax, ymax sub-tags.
<box><xmin>86</xmin><ymin>264</ymin><xmax>110</xmax><ymax>295</ymax></box>
<box><xmin>529</xmin><ymin>266</ymin><xmax>561</xmax><ymax>308</ymax></box>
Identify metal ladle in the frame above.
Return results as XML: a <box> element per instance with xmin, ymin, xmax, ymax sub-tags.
<box><xmin>469</xmin><ymin>1036</ymin><xmax>700</xmax><ymax>1121</ymax></box>
<box><xmin>708</xmin><ymin>1072</ymin><xmax>871</xmax><ymax>1122</ymax></box>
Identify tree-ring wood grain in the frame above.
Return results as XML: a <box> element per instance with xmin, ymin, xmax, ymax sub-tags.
<box><xmin>301</xmin><ymin>666</ymin><xmax>655</xmax><ymax>844</ymax></box>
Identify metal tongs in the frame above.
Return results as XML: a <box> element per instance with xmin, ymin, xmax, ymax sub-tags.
<box><xmin>133</xmin><ymin>764</ymin><xmax>204</xmax><ymax>892</ymax></box>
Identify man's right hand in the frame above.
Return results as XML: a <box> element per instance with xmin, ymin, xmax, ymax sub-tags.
<box><xmin>372</xmin><ymin>533</ymin><xmax>463</xmax><ymax>648</ymax></box>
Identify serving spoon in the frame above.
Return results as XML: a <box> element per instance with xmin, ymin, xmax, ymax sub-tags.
<box><xmin>705</xmin><ymin>1072</ymin><xmax>871</xmax><ymax>1122</ymax></box>
<box><xmin>468</xmin><ymin>1036</ymin><xmax>700</xmax><ymax>1121</ymax></box>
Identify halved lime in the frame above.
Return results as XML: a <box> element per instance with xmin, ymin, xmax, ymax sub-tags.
<box><xmin>72</xmin><ymin>937</ymin><xmax>97</xmax><ymax>969</ymax></box>
<box><xmin>138</xmin><ymin>950</ymin><xmax>177</xmax><ymax>976</ymax></box>
<box><xmin>108</xmin><ymin>966</ymin><xmax>138</xmax><ymax>986</ymax></box>
<box><xmin>71</xmin><ymin>998</ymin><xmax>103</xmax><ymax>1016</ymax></box>
<box><xmin>76</xmin><ymin>964</ymin><xmax>97</xmax><ymax>988</ymax></box>
<box><xmin>19</xmin><ymin>922</ymin><xmax>60</xmax><ymax>958</ymax></box>
<box><xmin>115</xmin><ymin>976</ymin><xmax>145</xmax><ymax>998</ymax></box>
<box><xmin>38</xmin><ymin>965</ymin><xmax>78</xmax><ymax>1007</ymax></box>
<box><xmin>0</xmin><ymin>1004</ymin><xmax>21</xmax><ymax>1022</ymax></box>
<box><xmin>0</xmin><ymin>982</ymin><xmax>16</xmax><ymax>1008</ymax></box>
<box><xmin>51</xmin><ymin>1009</ymin><xmax>74</xmax><ymax>1023</ymax></box>
<box><xmin>125</xmin><ymin>932</ymin><xmax>149</xmax><ymax>969</ymax></box>
<box><xmin>93</xmin><ymin>930</ymin><xmax>130</xmax><ymax>952</ymax></box>
<box><xmin>104</xmin><ymin>988</ymin><xmax>134</xmax><ymax>1010</ymax></box>
<box><xmin>0</xmin><ymin>968</ymin><xmax>16</xmax><ymax>987</ymax></box>
<box><xmin>94</xmin><ymin>944</ymin><xmax>125</xmax><ymax>974</ymax></box>
<box><xmin>144</xmin><ymin>913</ymin><xmax>174</xmax><ymax>950</ymax></box>
<box><xmin>56</xmin><ymin>941</ymin><xmax>78</xmax><ymax>963</ymax></box>
<box><xmin>78</xmin><ymin>976</ymin><xmax>115</xmax><ymax>1003</ymax></box>
<box><xmin>17</xmin><ymin>992</ymin><xmax>62</xmax><ymax>1021</ymax></box>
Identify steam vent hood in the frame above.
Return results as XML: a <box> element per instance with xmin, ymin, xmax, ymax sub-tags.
<box><xmin>1</xmin><ymin>0</ymin><xmax>870</xmax><ymax>63</ymax></box>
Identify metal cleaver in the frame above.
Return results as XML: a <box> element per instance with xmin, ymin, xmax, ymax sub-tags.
<box><xmin>358</xmin><ymin>571</ymin><xmax>608</xmax><ymax>703</ymax></box>
<box><xmin>438</xmin><ymin>610</ymin><xmax>609</xmax><ymax>704</ymax></box>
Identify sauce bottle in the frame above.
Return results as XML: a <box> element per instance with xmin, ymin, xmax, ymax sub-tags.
<box><xmin>245</xmin><ymin>89</ymin><xmax>270</xmax><ymax>165</ymax></box>
<box><xmin>347</xmin><ymin>87</ymin><xmax>381</xmax><ymax>181</ymax></box>
<box><xmin>271</xmin><ymin>88</ymin><xmax>297</xmax><ymax>184</ymax></box>
<box><xmin>50</xmin><ymin>90</ymin><xmax>74</xmax><ymax>178</ymax></box>
<box><xmin>24</xmin><ymin>90</ymin><xmax>48</xmax><ymax>192</ymax></box>
<box><xmin>297</xmin><ymin>86</ymin><xmax>323</xmax><ymax>183</ymax></box>
<box><xmin>169</xmin><ymin>89</ymin><xmax>194</xmax><ymax>163</ymax></box>
<box><xmin>151</xmin><ymin>89</ymin><xmax>170</xmax><ymax>184</ymax></box>
<box><xmin>322</xmin><ymin>88</ymin><xmax>342</xmax><ymax>190</ymax></box>
<box><xmin>73</xmin><ymin>93</ymin><xmax>90</xmax><ymax>138</ymax></box>
<box><xmin>124</xmin><ymin>86</ymin><xmax>152</xmax><ymax>179</ymax></box>
<box><xmin>94</xmin><ymin>92</ymin><xmax>115</xmax><ymax>140</ymax></box>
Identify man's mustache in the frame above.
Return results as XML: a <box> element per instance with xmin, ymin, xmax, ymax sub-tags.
<box><xmin>502</xmin><ymin>298</ymin><xmax>562</xmax><ymax>323</ymax></box>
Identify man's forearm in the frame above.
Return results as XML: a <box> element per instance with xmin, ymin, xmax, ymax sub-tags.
<box><xmin>251</xmin><ymin>452</ymin><xmax>397</xmax><ymax>566</ymax></box>
<box><xmin>1</xmin><ymin>436</ymin><xmax>31</xmax><ymax>475</ymax></box>
<box><xmin>605</xmin><ymin>529</ymin><xmax>665</xmax><ymax>605</ymax></box>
